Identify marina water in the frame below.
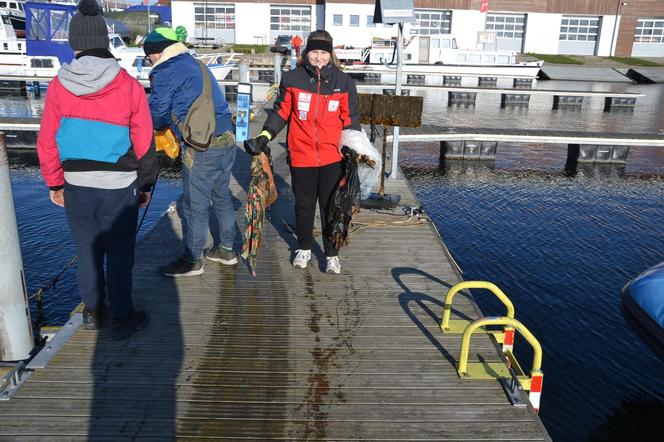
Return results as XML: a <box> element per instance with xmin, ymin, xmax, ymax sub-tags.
<box><xmin>5</xmin><ymin>78</ymin><xmax>664</xmax><ymax>441</ymax></box>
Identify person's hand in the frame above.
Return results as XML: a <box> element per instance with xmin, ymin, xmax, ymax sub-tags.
<box><xmin>244</xmin><ymin>134</ymin><xmax>270</xmax><ymax>156</ymax></box>
<box><xmin>341</xmin><ymin>145</ymin><xmax>358</xmax><ymax>162</ymax></box>
<box><xmin>49</xmin><ymin>189</ymin><xmax>64</xmax><ymax>207</ymax></box>
<box><xmin>139</xmin><ymin>191</ymin><xmax>152</xmax><ymax>208</ymax></box>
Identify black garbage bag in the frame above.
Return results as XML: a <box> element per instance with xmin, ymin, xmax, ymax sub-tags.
<box><xmin>326</xmin><ymin>146</ymin><xmax>361</xmax><ymax>249</ymax></box>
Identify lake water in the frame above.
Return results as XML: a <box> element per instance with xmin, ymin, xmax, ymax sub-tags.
<box><xmin>5</xmin><ymin>76</ymin><xmax>664</xmax><ymax>441</ymax></box>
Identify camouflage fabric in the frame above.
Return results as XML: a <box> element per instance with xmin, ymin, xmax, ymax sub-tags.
<box><xmin>241</xmin><ymin>152</ymin><xmax>277</xmax><ymax>276</ymax></box>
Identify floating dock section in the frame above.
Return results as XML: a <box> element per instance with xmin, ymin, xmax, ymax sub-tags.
<box><xmin>625</xmin><ymin>68</ymin><xmax>664</xmax><ymax>84</ymax></box>
<box><xmin>539</xmin><ymin>66</ymin><xmax>633</xmax><ymax>83</ymax></box>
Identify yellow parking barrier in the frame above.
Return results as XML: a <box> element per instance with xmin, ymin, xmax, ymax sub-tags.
<box><xmin>457</xmin><ymin>316</ymin><xmax>544</xmax><ymax>413</ymax></box>
<box><xmin>440</xmin><ymin>281</ymin><xmax>516</xmax><ymax>352</ymax></box>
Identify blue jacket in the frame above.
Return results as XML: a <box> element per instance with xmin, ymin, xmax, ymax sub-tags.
<box><xmin>148</xmin><ymin>46</ymin><xmax>233</xmax><ymax>141</ymax></box>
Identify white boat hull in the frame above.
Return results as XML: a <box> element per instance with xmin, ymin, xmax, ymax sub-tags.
<box><xmin>344</xmin><ymin>62</ymin><xmax>542</xmax><ymax>79</ymax></box>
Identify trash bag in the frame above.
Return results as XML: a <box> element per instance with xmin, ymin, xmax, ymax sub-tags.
<box><xmin>326</xmin><ymin>146</ymin><xmax>361</xmax><ymax>250</ymax></box>
<box><xmin>339</xmin><ymin>129</ymin><xmax>382</xmax><ymax>199</ymax></box>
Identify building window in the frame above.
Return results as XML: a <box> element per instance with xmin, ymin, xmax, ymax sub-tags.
<box><xmin>635</xmin><ymin>18</ymin><xmax>664</xmax><ymax>43</ymax></box>
<box><xmin>560</xmin><ymin>16</ymin><xmax>600</xmax><ymax>41</ymax></box>
<box><xmin>367</xmin><ymin>15</ymin><xmax>375</xmax><ymax>27</ymax></box>
<box><xmin>413</xmin><ymin>9</ymin><xmax>451</xmax><ymax>35</ymax></box>
<box><xmin>194</xmin><ymin>3</ymin><xmax>235</xmax><ymax>31</ymax></box>
<box><xmin>269</xmin><ymin>5</ymin><xmax>311</xmax><ymax>31</ymax></box>
<box><xmin>485</xmin><ymin>13</ymin><xmax>525</xmax><ymax>39</ymax></box>
<box><xmin>333</xmin><ymin>14</ymin><xmax>342</xmax><ymax>26</ymax></box>
<box><xmin>350</xmin><ymin>15</ymin><xmax>359</xmax><ymax>27</ymax></box>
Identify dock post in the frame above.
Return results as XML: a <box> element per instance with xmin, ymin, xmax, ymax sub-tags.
<box><xmin>565</xmin><ymin>143</ymin><xmax>580</xmax><ymax>175</ymax></box>
<box><xmin>32</xmin><ymin>81</ymin><xmax>41</xmax><ymax>98</ymax></box>
<box><xmin>273</xmin><ymin>53</ymin><xmax>282</xmax><ymax>85</ymax></box>
<box><xmin>0</xmin><ymin>132</ymin><xmax>34</xmax><ymax>361</ymax></box>
<box><xmin>239</xmin><ymin>62</ymin><xmax>250</xmax><ymax>84</ymax></box>
<box><xmin>439</xmin><ymin>141</ymin><xmax>447</xmax><ymax>169</ymax></box>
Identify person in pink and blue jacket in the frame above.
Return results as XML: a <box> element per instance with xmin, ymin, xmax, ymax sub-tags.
<box><xmin>36</xmin><ymin>0</ymin><xmax>156</xmax><ymax>340</ymax></box>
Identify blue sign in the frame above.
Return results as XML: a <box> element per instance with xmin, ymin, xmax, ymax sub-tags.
<box><xmin>235</xmin><ymin>83</ymin><xmax>252</xmax><ymax>142</ymax></box>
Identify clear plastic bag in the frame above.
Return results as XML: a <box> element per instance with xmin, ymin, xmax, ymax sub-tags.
<box><xmin>339</xmin><ymin>129</ymin><xmax>382</xmax><ymax>199</ymax></box>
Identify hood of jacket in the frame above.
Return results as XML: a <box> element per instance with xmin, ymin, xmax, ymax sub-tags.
<box><xmin>58</xmin><ymin>56</ymin><xmax>122</xmax><ymax>96</ymax></box>
<box><xmin>151</xmin><ymin>42</ymin><xmax>189</xmax><ymax>69</ymax></box>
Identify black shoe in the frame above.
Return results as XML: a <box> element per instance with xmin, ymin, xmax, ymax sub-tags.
<box><xmin>82</xmin><ymin>308</ymin><xmax>100</xmax><ymax>330</ymax></box>
<box><xmin>203</xmin><ymin>246</ymin><xmax>238</xmax><ymax>265</ymax></box>
<box><xmin>160</xmin><ymin>256</ymin><xmax>204</xmax><ymax>277</ymax></box>
<box><xmin>112</xmin><ymin>310</ymin><xmax>150</xmax><ymax>341</ymax></box>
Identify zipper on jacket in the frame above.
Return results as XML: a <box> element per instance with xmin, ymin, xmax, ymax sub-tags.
<box><xmin>314</xmin><ymin>67</ymin><xmax>321</xmax><ymax>166</ymax></box>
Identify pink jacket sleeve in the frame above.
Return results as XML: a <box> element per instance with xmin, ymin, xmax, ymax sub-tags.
<box><xmin>37</xmin><ymin>80</ymin><xmax>63</xmax><ymax>189</ymax></box>
<box><xmin>129</xmin><ymin>80</ymin><xmax>154</xmax><ymax>159</ymax></box>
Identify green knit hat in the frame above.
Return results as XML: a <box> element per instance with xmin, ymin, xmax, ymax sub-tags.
<box><xmin>143</xmin><ymin>27</ymin><xmax>182</xmax><ymax>56</ymax></box>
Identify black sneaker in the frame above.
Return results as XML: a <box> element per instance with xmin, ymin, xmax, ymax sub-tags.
<box><xmin>160</xmin><ymin>256</ymin><xmax>204</xmax><ymax>277</ymax></box>
<box><xmin>203</xmin><ymin>246</ymin><xmax>238</xmax><ymax>265</ymax></box>
<box><xmin>82</xmin><ymin>308</ymin><xmax>100</xmax><ymax>330</ymax></box>
<box><xmin>112</xmin><ymin>310</ymin><xmax>150</xmax><ymax>341</ymax></box>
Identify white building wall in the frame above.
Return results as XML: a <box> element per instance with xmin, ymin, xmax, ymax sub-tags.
<box><xmin>598</xmin><ymin>15</ymin><xmax>619</xmax><ymax>56</ymax></box>
<box><xmin>171</xmin><ymin>1</ymin><xmax>195</xmax><ymax>44</ymax></box>
<box><xmin>523</xmin><ymin>13</ymin><xmax>561</xmax><ymax>54</ymax></box>
<box><xmin>235</xmin><ymin>3</ymin><xmax>271</xmax><ymax>45</ymax></box>
<box><xmin>325</xmin><ymin>3</ymin><xmax>397</xmax><ymax>47</ymax></box>
<box><xmin>450</xmin><ymin>9</ymin><xmax>486</xmax><ymax>50</ymax></box>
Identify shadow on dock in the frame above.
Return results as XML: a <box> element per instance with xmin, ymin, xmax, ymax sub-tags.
<box><xmin>88</xmin><ymin>211</ymin><xmax>183</xmax><ymax>438</ymax></box>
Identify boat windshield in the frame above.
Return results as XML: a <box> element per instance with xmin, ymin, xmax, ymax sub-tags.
<box><xmin>110</xmin><ymin>36</ymin><xmax>125</xmax><ymax>49</ymax></box>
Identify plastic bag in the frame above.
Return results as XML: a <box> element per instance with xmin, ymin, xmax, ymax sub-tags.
<box><xmin>339</xmin><ymin>129</ymin><xmax>382</xmax><ymax>199</ymax></box>
<box><xmin>326</xmin><ymin>148</ymin><xmax>361</xmax><ymax>249</ymax></box>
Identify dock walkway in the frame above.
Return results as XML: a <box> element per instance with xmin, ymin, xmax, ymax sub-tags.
<box><xmin>0</xmin><ymin>139</ymin><xmax>549</xmax><ymax>439</ymax></box>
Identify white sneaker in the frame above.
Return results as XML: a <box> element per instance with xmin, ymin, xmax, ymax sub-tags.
<box><xmin>326</xmin><ymin>256</ymin><xmax>341</xmax><ymax>274</ymax></box>
<box><xmin>293</xmin><ymin>249</ymin><xmax>311</xmax><ymax>268</ymax></box>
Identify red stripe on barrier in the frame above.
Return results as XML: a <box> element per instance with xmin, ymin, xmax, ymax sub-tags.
<box><xmin>504</xmin><ymin>328</ymin><xmax>515</xmax><ymax>345</ymax></box>
<box><xmin>531</xmin><ymin>374</ymin><xmax>544</xmax><ymax>392</ymax></box>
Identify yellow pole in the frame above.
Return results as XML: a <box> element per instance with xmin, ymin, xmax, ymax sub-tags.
<box><xmin>458</xmin><ymin>317</ymin><xmax>542</xmax><ymax>375</ymax></box>
<box><xmin>441</xmin><ymin>281</ymin><xmax>515</xmax><ymax>332</ymax></box>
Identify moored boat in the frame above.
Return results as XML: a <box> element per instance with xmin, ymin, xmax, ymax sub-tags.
<box><xmin>0</xmin><ymin>2</ymin><xmax>234</xmax><ymax>82</ymax></box>
<box><xmin>339</xmin><ymin>35</ymin><xmax>543</xmax><ymax>79</ymax></box>
<box><xmin>621</xmin><ymin>262</ymin><xmax>664</xmax><ymax>361</ymax></box>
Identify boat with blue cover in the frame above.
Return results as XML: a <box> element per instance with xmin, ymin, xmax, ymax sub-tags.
<box><xmin>621</xmin><ymin>261</ymin><xmax>664</xmax><ymax>361</ymax></box>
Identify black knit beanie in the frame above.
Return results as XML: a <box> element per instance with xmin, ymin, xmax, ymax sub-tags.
<box><xmin>68</xmin><ymin>0</ymin><xmax>109</xmax><ymax>51</ymax></box>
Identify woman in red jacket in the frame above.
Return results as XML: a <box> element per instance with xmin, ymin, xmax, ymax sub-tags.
<box><xmin>248</xmin><ymin>30</ymin><xmax>360</xmax><ymax>274</ymax></box>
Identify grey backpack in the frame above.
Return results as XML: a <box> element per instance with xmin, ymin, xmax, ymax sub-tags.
<box><xmin>172</xmin><ymin>59</ymin><xmax>216</xmax><ymax>151</ymax></box>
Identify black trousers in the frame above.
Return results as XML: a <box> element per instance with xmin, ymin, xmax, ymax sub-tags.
<box><xmin>64</xmin><ymin>181</ymin><xmax>139</xmax><ymax>321</ymax></box>
<box><xmin>290</xmin><ymin>161</ymin><xmax>343</xmax><ymax>257</ymax></box>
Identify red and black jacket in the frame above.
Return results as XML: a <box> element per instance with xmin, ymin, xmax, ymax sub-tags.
<box><xmin>262</xmin><ymin>60</ymin><xmax>360</xmax><ymax>167</ymax></box>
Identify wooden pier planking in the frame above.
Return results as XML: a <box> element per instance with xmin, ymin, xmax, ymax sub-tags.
<box><xmin>0</xmin><ymin>135</ymin><xmax>550</xmax><ymax>440</ymax></box>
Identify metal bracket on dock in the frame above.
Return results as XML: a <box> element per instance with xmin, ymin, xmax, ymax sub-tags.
<box><xmin>27</xmin><ymin>314</ymin><xmax>82</xmax><ymax>369</ymax></box>
<box><xmin>0</xmin><ymin>361</ymin><xmax>33</xmax><ymax>400</ymax></box>
<box><xmin>457</xmin><ymin>316</ymin><xmax>544</xmax><ymax>413</ymax></box>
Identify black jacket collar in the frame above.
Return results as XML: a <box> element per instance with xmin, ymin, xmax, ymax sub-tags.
<box><xmin>303</xmin><ymin>59</ymin><xmax>334</xmax><ymax>82</ymax></box>
<box><xmin>76</xmin><ymin>48</ymin><xmax>115</xmax><ymax>60</ymax></box>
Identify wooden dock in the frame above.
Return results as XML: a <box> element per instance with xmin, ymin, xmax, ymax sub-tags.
<box><xmin>0</xmin><ymin>139</ymin><xmax>549</xmax><ymax>439</ymax></box>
